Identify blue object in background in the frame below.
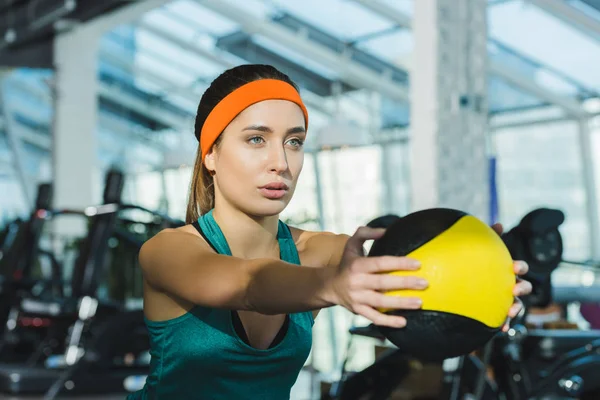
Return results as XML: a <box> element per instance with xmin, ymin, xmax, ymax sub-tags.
<box><xmin>489</xmin><ymin>156</ymin><xmax>499</xmax><ymax>225</ymax></box>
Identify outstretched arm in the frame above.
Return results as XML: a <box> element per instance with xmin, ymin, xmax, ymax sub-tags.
<box><xmin>141</xmin><ymin>227</ymin><xmax>427</xmax><ymax>327</ymax></box>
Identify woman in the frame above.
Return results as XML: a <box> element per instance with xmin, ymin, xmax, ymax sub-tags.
<box><xmin>129</xmin><ymin>64</ymin><xmax>531</xmax><ymax>399</ymax></box>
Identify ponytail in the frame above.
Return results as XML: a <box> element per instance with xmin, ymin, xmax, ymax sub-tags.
<box><xmin>185</xmin><ymin>144</ymin><xmax>217</xmax><ymax>224</ymax></box>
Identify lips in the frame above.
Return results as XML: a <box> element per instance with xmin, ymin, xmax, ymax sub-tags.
<box><xmin>259</xmin><ymin>182</ymin><xmax>289</xmax><ymax>199</ymax></box>
<box><xmin>261</xmin><ymin>182</ymin><xmax>289</xmax><ymax>190</ymax></box>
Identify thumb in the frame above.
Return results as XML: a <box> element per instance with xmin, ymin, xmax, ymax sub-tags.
<box><xmin>345</xmin><ymin>226</ymin><xmax>386</xmax><ymax>258</ymax></box>
<box><xmin>492</xmin><ymin>223</ymin><xmax>503</xmax><ymax>236</ymax></box>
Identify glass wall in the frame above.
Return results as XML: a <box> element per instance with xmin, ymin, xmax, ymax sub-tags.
<box><xmin>493</xmin><ymin>118</ymin><xmax>591</xmax><ymax>260</ymax></box>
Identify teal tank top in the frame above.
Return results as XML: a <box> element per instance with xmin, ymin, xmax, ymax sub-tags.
<box><xmin>127</xmin><ymin>210</ymin><xmax>314</xmax><ymax>400</ymax></box>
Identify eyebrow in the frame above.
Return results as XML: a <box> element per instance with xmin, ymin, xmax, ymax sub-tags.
<box><xmin>242</xmin><ymin>125</ymin><xmax>306</xmax><ymax>134</ymax></box>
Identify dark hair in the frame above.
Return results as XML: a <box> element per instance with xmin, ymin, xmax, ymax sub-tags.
<box><xmin>186</xmin><ymin>64</ymin><xmax>299</xmax><ymax>223</ymax></box>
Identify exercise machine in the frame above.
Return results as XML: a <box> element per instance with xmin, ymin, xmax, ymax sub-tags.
<box><xmin>0</xmin><ymin>168</ymin><xmax>182</xmax><ymax>398</ymax></box>
<box><xmin>0</xmin><ymin>183</ymin><xmax>63</xmax><ymax>336</ymax></box>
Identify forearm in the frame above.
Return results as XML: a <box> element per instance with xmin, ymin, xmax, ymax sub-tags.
<box><xmin>245</xmin><ymin>258</ymin><xmax>336</xmax><ymax>315</ymax></box>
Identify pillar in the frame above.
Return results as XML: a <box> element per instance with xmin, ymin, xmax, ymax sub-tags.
<box><xmin>52</xmin><ymin>25</ymin><xmax>101</xmax><ymax>235</ymax></box>
<box><xmin>410</xmin><ymin>0</ymin><xmax>490</xmax><ymax>221</ymax></box>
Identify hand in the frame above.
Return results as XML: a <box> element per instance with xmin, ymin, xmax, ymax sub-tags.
<box><xmin>329</xmin><ymin>226</ymin><xmax>428</xmax><ymax>328</ymax></box>
<box><xmin>492</xmin><ymin>223</ymin><xmax>533</xmax><ymax>332</ymax></box>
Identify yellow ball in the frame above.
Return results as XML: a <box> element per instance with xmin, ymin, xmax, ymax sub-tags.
<box><xmin>368</xmin><ymin>208</ymin><xmax>515</xmax><ymax>360</ymax></box>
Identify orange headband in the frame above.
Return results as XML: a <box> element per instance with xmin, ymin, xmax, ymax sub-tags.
<box><xmin>200</xmin><ymin>79</ymin><xmax>309</xmax><ymax>162</ymax></box>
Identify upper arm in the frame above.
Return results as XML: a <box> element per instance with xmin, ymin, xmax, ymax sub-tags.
<box><xmin>301</xmin><ymin>231</ymin><xmax>350</xmax><ymax>269</ymax></box>
<box><xmin>139</xmin><ymin>229</ymin><xmax>253</xmax><ymax>310</ymax></box>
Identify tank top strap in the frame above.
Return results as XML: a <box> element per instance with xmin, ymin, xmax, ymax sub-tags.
<box><xmin>276</xmin><ymin>220</ymin><xmax>300</xmax><ymax>265</ymax></box>
<box><xmin>197</xmin><ymin>209</ymin><xmax>233</xmax><ymax>256</ymax></box>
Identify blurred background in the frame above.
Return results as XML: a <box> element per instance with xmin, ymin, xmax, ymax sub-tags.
<box><xmin>1</xmin><ymin>0</ymin><xmax>600</xmax><ymax>398</ymax></box>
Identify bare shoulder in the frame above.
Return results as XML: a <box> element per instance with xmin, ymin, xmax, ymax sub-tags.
<box><xmin>288</xmin><ymin>226</ymin><xmax>350</xmax><ymax>268</ymax></box>
<box><xmin>174</xmin><ymin>224</ymin><xmax>202</xmax><ymax>237</ymax></box>
<box><xmin>144</xmin><ymin>224</ymin><xmax>202</xmax><ymax>245</ymax></box>
<box><xmin>139</xmin><ymin>224</ymin><xmax>210</xmax><ymax>272</ymax></box>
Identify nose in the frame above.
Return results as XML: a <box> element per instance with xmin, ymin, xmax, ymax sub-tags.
<box><xmin>268</xmin><ymin>143</ymin><xmax>289</xmax><ymax>174</ymax></box>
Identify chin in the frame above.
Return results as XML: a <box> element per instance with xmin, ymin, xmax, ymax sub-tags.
<box><xmin>242</xmin><ymin>198</ymin><xmax>289</xmax><ymax>218</ymax></box>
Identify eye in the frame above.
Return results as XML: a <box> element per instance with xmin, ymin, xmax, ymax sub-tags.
<box><xmin>248</xmin><ymin>136</ymin><xmax>265</xmax><ymax>145</ymax></box>
<box><xmin>286</xmin><ymin>138</ymin><xmax>304</xmax><ymax>148</ymax></box>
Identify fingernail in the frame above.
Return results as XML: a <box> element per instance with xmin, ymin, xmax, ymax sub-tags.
<box><xmin>519</xmin><ymin>261</ymin><xmax>527</xmax><ymax>273</ymax></box>
<box><xmin>410</xmin><ymin>298</ymin><xmax>423</xmax><ymax>308</ymax></box>
<box><xmin>396</xmin><ymin>319</ymin><xmax>406</xmax><ymax>328</ymax></box>
<box><xmin>416</xmin><ymin>279</ymin><xmax>428</xmax><ymax>288</ymax></box>
<box><xmin>410</xmin><ymin>259</ymin><xmax>421</xmax><ymax>268</ymax></box>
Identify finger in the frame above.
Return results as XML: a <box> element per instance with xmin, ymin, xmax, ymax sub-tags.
<box><xmin>359</xmin><ymin>273</ymin><xmax>428</xmax><ymax>291</ymax></box>
<box><xmin>356</xmin><ymin>290</ymin><xmax>423</xmax><ymax>311</ymax></box>
<box><xmin>346</xmin><ymin>226</ymin><xmax>387</xmax><ymax>257</ymax></box>
<box><xmin>513</xmin><ymin>261</ymin><xmax>529</xmax><ymax>276</ymax></box>
<box><xmin>513</xmin><ymin>279</ymin><xmax>532</xmax><ymax>297</ymax></box>
<box><xmin>507</xmin><ymin>300</ymin><xmax>523</xmax><ymax>319</ymax></box>
<box><xmin>354</xmin><ymin>304</ymin><xmax>407</xmax><ymax>328</ymax></box>
<box><xmin>356</xmin><ymin>255</ymin><xmax>421</xmax><ymax>273</ymax></box>
<box><xmin>492</xmin><ymin>223</ymin><xmax>503</xmax><ymax>236</ymax></box>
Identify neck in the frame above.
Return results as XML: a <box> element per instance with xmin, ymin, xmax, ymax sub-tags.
<box><xmin>211</xmin><ymin>202</ymin><xmax>280</xmax><ymax>259</ymax></box>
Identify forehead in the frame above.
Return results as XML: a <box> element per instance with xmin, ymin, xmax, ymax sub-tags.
<box><xmin>230</xmin><ymin>99</ymin><xmax>306</xmax><ymax>128</ymax></box>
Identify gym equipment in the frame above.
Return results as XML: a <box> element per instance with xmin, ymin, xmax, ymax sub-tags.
<box><xmin>368</xmin><ymin>208</ymin><xmax>515</xmax><ymax>361</ymax></box>
<box><xmin>108</xmin><ymin>209</ymin><xmax>183</xmax><ymax>302</ymax></box>
<box><xmin>0</xmin><ymin>168</ymin><xmax>182</xmax><ymax>399</ymax></box>
<box><xmin>502</xmin><ymin>207</ymin><xmax>565</xmax><ymax>309</ymax></box>
<box><xmin>0</xmin><ymin>183</ymin><xmax>57</xmax><ymax>290</ymax></box>
<box><xmin>0</xmin><ymin>169</ymin><xmax>127</xmax><ymax>364</ymax></box>
<box><xmin>366</xmin><ymin>214</ymin><xmax>401</xmax><ymax>229</ymax></box>
<box><xmin>0</xmin><ymin>217</ymin><xmax>22</xmax><ymax>254</ymax></box>
<box><xmin>580</xmin><ymin>303</ymin><xmax>600</xmax><ymax>329</ymax></box>
<box><xmin>0</xmin><ymin>183</ymin><xmax>63</xmax><ymax>337</ymax></box>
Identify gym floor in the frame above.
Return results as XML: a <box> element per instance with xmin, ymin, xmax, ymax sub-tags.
<box><xmin>2</xmin><ymin>370</ymin><xmax>315</xmax><ymax>399</ymax></box>
<box><xmin>3</xmin><ymin>396</ymin><xmax>125</xmax><ymax>400</ymax></box>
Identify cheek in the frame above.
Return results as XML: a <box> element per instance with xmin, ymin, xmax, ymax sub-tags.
<box><xmin>289</xmin><ymin>152</ymin><xmax>304</xmax><ymax>178</ymax></box>
<box><xmin>219</xmin><ymin>150</ymin><xmax>259</xmax><ymax>183</ymax></box>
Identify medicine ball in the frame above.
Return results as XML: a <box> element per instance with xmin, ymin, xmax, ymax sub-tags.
<box><xmin>368</xmin><ymin>208</ymin><xmax>515</xmax><ymax>361</ymax></box>
<box><xmin>366</xmin><ymin>214</ymin><xmax>401</xmax><ymax>229</ymax></box>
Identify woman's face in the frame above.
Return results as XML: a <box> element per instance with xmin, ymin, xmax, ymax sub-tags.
<box><xmin>204</xmin><ymin>99</ymin><xmax>306</xmax><ymax>217</ymax></box>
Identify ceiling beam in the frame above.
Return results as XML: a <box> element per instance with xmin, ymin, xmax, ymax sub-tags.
<box><xmin>526</xmin><ymin>0</ymin><xmax>600</xmax><ymax>41</ymax></box>
<box><xmin>97</xmin><ymin>80</ymin><xmax>192</xmax><ymax>131</ymax></box>
<box><xmin>194</xmin><ymin>0</ymin><xmax>410</xmax><ymax>102</ymax></box>
<box><xmin>99</xmin><ymin>48</ymin><xmax>202</xmax><ymax>107</ymax></box>
<box><xmin>2</xmin><ymin>77</ymin><xmax>167</xmax><ymax>153</ymax></box>
<box><xmin>352</xmin><ymin>0</ymin><xmax>589</xmax><ymax>118</ymax></box>
<box><xmin>77</xmin><ymin>0</ymin><xmax>172</xmax><ymax>34</ymax></box>
<box><xmin>136</xmin><ymin>21</ymin><xmax>337</xmax><ymax>116</ymax></box>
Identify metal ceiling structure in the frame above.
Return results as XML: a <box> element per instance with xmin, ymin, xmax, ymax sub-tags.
<box><xmin>355</xmin><ymin>0</ymin><xmax>591</xmax><ymax>118</ymax></box>
<box><xmin>1</xmin><ymin>0</ymin><xmax>600</xmax><ymax>197</ymax></box>
<box><xmin>0</xmin><ymin>0</ymin><xmax>170</xmax><ymax>66</ymax></box>
<box><xmin>527</xmin><ymin>0</ymin><xmax>600</xmax><ymax>39</ymax></box>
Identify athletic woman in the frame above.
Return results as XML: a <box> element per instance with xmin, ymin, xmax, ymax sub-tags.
<box><xmin>128</xmin><ymin>64</ymin><xmax>532</xmax><ymax>399</ymax></box>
